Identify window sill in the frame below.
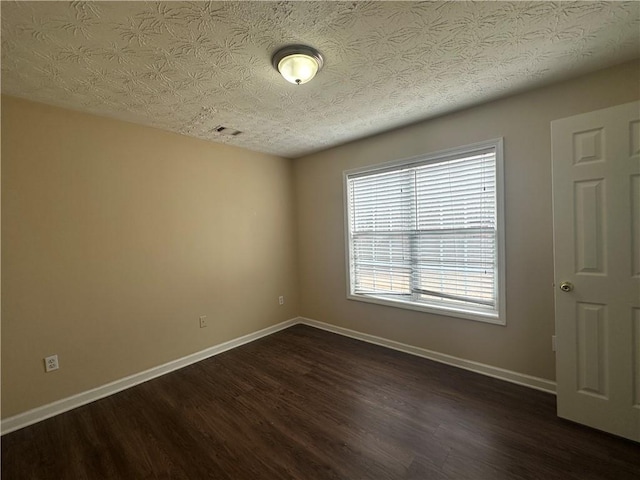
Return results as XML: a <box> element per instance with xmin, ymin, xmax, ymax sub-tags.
<box><xmin>347</xmin><ymin>293</ymin><xmax>506</xmax><ymax>326</ymax></box>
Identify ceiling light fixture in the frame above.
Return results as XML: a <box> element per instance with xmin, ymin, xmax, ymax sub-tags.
<box><xmin>272</xmin><ymin>45</ymin><xmax>324</xmax><ymax>85</ymax></box>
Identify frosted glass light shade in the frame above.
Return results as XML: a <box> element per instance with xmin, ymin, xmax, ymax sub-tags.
<box><xmin>272</xmin><ymin>45</ymin><xmax>324</xmax><ymax>85</ymax></box>
<box><xmin>278</xmin><ymin>54</ymin><xmax>319</xmax><ymax>84</ymax></box>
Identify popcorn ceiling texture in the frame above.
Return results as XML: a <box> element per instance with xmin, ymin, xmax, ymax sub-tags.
<box><xmin>2</xmin><ymin>1</ymin><xmax>638</xmax><ymax>158</ymax></box>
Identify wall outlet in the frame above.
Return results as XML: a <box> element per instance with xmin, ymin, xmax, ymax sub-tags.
<box><xmin>44</xmin><ymin>354</ymin><xmax>59</xmax><ymax>372</ymax></box>
<box><xmin>199</xmin><ymin>315</ymin><xmax>207</xmax><ymax>328</ymax></box>
<box><xmin>552</xmin><ymin>335</ymin><xmax>557</xmax><ymax>352</ymax></box>
<box><xmin>278</xmin><ymin>296</ymin><xmax>284</xmax><ymax>305</ymax></box>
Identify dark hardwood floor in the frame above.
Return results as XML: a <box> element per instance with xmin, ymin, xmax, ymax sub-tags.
<box><xmin>2</xmin><ymin>324</ymin><xmax>639</xmax><ymax>479</ymax></box>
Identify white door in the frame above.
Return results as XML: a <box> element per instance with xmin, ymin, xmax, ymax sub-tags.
<box><xmin>552</xmin><ymin>101</ymin><xmax>640</xmax><ymax>442</ymax></box>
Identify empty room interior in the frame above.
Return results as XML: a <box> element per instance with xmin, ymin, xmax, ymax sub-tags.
<box><xmin>2</xmin><ymin>1</ymin><xmax>640</xmax><ymax>479</ymax></box>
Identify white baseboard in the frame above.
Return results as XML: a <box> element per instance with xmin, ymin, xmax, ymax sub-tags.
<box><xmin>2</xmin><ymin>315</ymin><xmax>556</xmax><ymax>435</ymax></box>
<box><xmin>297</xmin><ymin>317</ymin><xmax>557</xmax><ymax>395</ymax></box>
<box><xmin>1</xmin><ymin>318</ymin><xmax>297</xmax><ymax>435</ymax></box>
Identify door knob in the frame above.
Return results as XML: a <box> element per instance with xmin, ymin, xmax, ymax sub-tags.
<box><xmin>559</xmin><ymin>282</ymin><xmax>574</xmax><ymax>292</ymax></box>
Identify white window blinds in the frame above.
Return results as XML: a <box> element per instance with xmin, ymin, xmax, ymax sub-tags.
<box><xmin>345</xmin><ymin>140</ymin><xmax>505</xmax><ymax>323</ymax></box>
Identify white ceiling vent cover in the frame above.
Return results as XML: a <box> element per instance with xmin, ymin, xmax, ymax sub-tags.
<box><xmin>213</xmin><ymin>125</ymin><xmax>242</xmax><ymax>136</ymax></box>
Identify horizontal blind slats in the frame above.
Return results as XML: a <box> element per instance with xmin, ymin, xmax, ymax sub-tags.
<box><xmin>347</xmin><ymin>146</ymin><xmax>498</xmax><ymax>312</ymax></box>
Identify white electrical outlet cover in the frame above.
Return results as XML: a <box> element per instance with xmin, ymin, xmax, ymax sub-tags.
<box><xmin>45</xmin><ymin>354</ymin><xmax>59</xmax><ymax>372</ymax></box>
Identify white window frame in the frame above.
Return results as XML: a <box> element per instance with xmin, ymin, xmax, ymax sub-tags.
<box><xmin>343</xmin><ymin>138</ymin><xmax>506</xmax><ymax>325</ymax></box>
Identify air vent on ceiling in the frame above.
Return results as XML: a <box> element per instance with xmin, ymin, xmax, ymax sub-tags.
<box><xmin>213</xmin><ymin>125</ymin><xmax>242</xmax><ymax>136</ymax></box>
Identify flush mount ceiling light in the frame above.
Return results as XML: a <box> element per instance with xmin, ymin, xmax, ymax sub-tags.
<box><xmin>272</xmin><ymin>45</ymin><xmax>324</xmax><ymax>85</ymax></box>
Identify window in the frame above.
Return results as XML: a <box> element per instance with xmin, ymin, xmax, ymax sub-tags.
<box><xmin>344</xmin><ymin>139</ymin><xmax>505</xmax><ymax>324</ymax></box>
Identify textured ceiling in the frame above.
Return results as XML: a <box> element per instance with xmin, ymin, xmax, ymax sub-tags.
<box><xmin>2</xmin><ymin>1</ymin><xmax>639</xmax><ymax>158</ymax></box>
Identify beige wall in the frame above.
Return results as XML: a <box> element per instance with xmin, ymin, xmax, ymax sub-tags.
<box><xmin>294</xmin><ymin>60</ymin><xmax>640</xmax><ymax>382</ymax></box>
<box><xmin>1</xmin><ymin>96</ymin><xmax>299</xmax><ymax>417</ymax></box>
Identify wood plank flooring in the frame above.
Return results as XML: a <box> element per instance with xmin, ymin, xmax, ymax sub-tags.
<box><xmin>2</xmin><ymin>324</ymin><xmax>639</xmax><ymax>479</ymax></box>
